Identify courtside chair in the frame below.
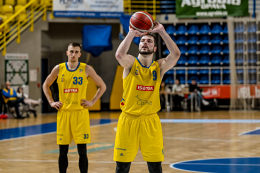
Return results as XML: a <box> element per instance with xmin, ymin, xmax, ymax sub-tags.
<box><xmin>187</xmin><ymin>25</ymin><xmax>199</xmax><ymax>34</ymax></box>
<box><xmin>199</xmin><ymin>24</ymin><xmax>211</xmax><ymax>34</ymax></box>
<box><xmin>211</xmin><ymin>35</ymin><xmax>222</xmax><ymax>44</ymax></box>
<box><xmin>187</xmin><ymin>35</ymin><xmax>199</xmax><ymax>44</ymax></box>
<box><xmin>200</xmin><ymin>45</ymin><xmax>210</xmax><ymax>54</ymax></box>
<box><xmin>199</xmin><ymin>35</ymin><xmax>210</xmax><ymax>44</ymax></box>
<box><xmin>187</xmin><ymin>55</ymin><xmax>199</xmax><ymax>66</ymax></box>
<box><xmin>166</xmin><ymin>25</ymin><xmax>175</xmax><ymax>35</ymax></box>
<box><xmin>175</xmin><ymin>25</ymin><xmax>187</xmax><ymax>35</ymax></box>
<box><xmin>175</xmin><ymin>35</ymin><xmax>187</xmax><ymax>45</ymax></box>
<box><xmin>211</xmin><ymin>24</ymin><xmax>222</xmax><ymax>34</ymax></box>
<box><xmin>211</xmin><ymin>45</ymin><xmax>222</xmax><ymax>54</ymax></box>
<box><xmin>199</xmin><ymin>55</ymin><xmax>210</xmax><ymax>66</ymax></box>
<box><xmin>176</xmin><ymin>55</ymin><xmax>187</xmax><ymax>66</ymax></box>
<box><xmin>187</xmin><ymin>45</ymin><xmax>199</xmax><ymax>55</ymax></box>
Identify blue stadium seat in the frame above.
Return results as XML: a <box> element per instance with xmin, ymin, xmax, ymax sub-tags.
<box><xmin>199</xmin><ymin>55</ymin><xmax>210</xmax><ymax>66</ymax></box>
<box><xmin>236</xmin><ymin>69</ymin><xmax>244</xmax><ymax>84</ymax></box>
<box><xmin>166</xmin><ymin>25</ymin><xmax>176</xmax><ymax>35</ymax></box>
<box><xmin>200</xmin><ymin>45</ymin><xmax>210</xmax><ymax>54</ymax></box>
<box><xmin>211</xmin><ymin>24</ymin><xmax>222</xmax><ymax>34</ymax></box>
<box><xmin>175</xmin><ymin>35</ymin><xmax>187</xmax><ymax>45</ymax></box>
<box><xmin>248</xmin><ymin>36</ymin><xmax>257</xmax><ymax>43</ymax></box>
<box><xmin>163</xmin><ymin>48</ymin><xmax>170</xmax><ymax>55</ymax></box>
<box><xmin>187</xmin><ymin>25</ymin><xmax>199</xmax><ymax>34</ymax></box>
<box><xmin>165</xmin><ymin>69</ymin><xmax>174</xmax><ymax>74</ymax></box>
<box><xmin>179</xmin><ymin>45</ymin><xmax>187</xmax><ymax>54</ymax></box>
<box><xmin>235</xmin><ymin>34</ymin><xmax>244</xmax><ymax>43</ymax></box>
<box><xmin>188</xmin><ymin>75</ymin><xmax>199</xmax><ymax>84</ymax></box>
<box><xmin>188</xmin><ymin>55</ymin><xmax>199</xmax><ymax>66</ymax></box>
<box><xmin>188</xmin><ymin>69</ymin><xmax>198</xmax><ymax>74</ymax></box>
<box><xmin>211</xmin><ymin>69</ymin><xmax>221</xmax><ymax>74</ymax></box>
<box><xmin>222</xmin><ymin>35</ymin><xmax>229</xmax><ymax>43</ymax></box>
<box><xmin>165</xmin><ymin>76</ymin><xmax>174</xmax><ymax>84</ymax></box>
<box><xmin>176</xmin><ymin>55</ymin><xmax>187</xmax><ymax>66</ymax></box>
<box><xmin>199</xmin><ymin>25</ymin><xmax>211</xmax><ymax>34</ymax></box>
<box><xmin>187</xmin><ymin>35</ymin><xmax>199</xmax><ymax>44</ymax></box>
<box><xmin>211</xmin><ymin>75</ymin><xmax>221</xmax><ymax>84</ymax></box>
<box><xmin>211</xmin><ymin>45</ymin><xmax>222</xmax><ymax>54</ymax></box>
<box><xmin>234</xmin><ymin>24</ymin><xmax>245</xmax><ymax>33</ymax></box>
<box><xmin>223</xmin><ymin>69</ymin><xmax>230</xmax><ymax>74</ymax></box>
<box><xmin>222</xmin><ymin>25</ymin><xmax>228</xmax><ymax>34</ymax></box>
<box><xmin>164</xmin><ymin>35</ymin><xmax>176</xmax><ymax>45</ymax></box>
<box><xmin>235</xmin><ymin>55</ymin><xmax>244</xmax><ymax>65</ymax></box>
<box><xmin>248</xmin><ymin>44</ymin><xmax>257</xmax><ymax>53</ymax></box>
<box><xmin>199</xmin><ymin>35</ymin><xmax>211</xmax><ymax>44</ymax></box>
<box><xmin>248</xmin><ymin>55</ymin><xmax>257</xmax><ymax>64</ymax></box>
<box><xmin>223</xmin><ymin>75</ymin><xmax>230</xmax><ymax>84</ymax></box>
<box><xmin>176</xmin><ymin>25</ymin><xmax>187</xmax><ymax>35</ymax></box>
<box><xmin>235</xmin><ymin>44</ymin><xmax>243</xmax><ymax>53</ymax></box>
<box><xmin>222</xmin><ymin>45</ymin><xmax>229</xmax><ymax>54</ymax></box>
<box><xmin>178</xmin><ymin>75</ymin><xmax>186</xmax><ymax>84</ymax></box>
<box><xmin>211</xmin><ymin>55</ymin><xmax>222</xmax><ymax>66</ymax></box>
<box><xmin>248</xmin><ymin>69</ymin><xmax>257</xmax><ymax>84</ymax></box>
<box><xmin>247</xmin><ymin>23</ymin><xmax>257</xmax><ymax>33</ymax></box>
<box><xmin>199</xmin><ymin>69</ymin><xmax>209</xmax><ymax>74</ymax></box>
<box><xmin>187</xmin><ymin>45</ymin><xmax>199</xmax><ymax>54</ymax></box>
<box><xmin>176</xmin><ymin>69</ymin><xmax>186</xmax><ymax>74</ymax></box>
<box><xmin>211</xmin><ymin>35</ymin><xmax>222</xmax><ymax>44</ymax></box>
<box><xmin>222</xmin><ymin>55</ymin><xmax>230</xmax><ymax>66</ymax></box>
<box><xmin>199</xmin><ymin>75</ymin><xmax>209</xmax><ymax>84</ymax></box>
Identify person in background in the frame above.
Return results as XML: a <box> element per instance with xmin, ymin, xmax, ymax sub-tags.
<box><xmin>189</xmin><ymin>79</ymin><xmax>209</xmax><ymax>111</ymax></box>
<box><xmin>0</xmin><ymin>88</ymin><xmax>8</xmax><ymax>119</ymax></box>
<box><xmin>172</xmin><ymin>79</ymin><xmax>185</xmax><ymax>110</ymax></box>
<box><xmin>17</xmin><ymin>86</ymin><xmax>42</xmax><ymax>110</ymax></box>
<box><xmin>160</xmin><ymin>81</ymin><xmax>171</xmax><ymax>111</ymax></box>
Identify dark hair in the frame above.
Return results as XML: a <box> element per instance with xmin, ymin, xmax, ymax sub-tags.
<box><xmin>68</xmin><ymin>42</ymin><xmax>82</xmax><ymax>51</ymax></box>
<box><xmin>17</xmin><ymin>86</ymin><xmax>24</xmax><ymax>97</ymax></box>
<box><xmin>140</xmin><ymin>33</ymin><xmax>157</xmax><ymax>47</ymax></box>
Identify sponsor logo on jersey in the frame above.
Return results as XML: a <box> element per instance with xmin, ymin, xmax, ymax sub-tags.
<box><xmin>79</xmin><ymin>69</ymin><xmax>83</xmax><ymax>73</ymax></box>
<box><xmin>136</xmin><ymin>95</ymin><xmax>152</xmax><ymax>107</ymax></box>
<box><xmin>120</xmin><ymin>98</ymin><xmax>125</xmax><ymax>106</ymax></box>
<box><xmin>135</xmin><ymin>66</ymin><xmax>140</xmax><ymax>75</ymax></box>
<box><xmin>136</xmin><ymin>85</ymin><xmax>154</xmax><ymax>91</ymax></box>
<box><xmin>64</xmin><ymin>88</ymin><xmax>78</xmax><ymax>93</ymax></box>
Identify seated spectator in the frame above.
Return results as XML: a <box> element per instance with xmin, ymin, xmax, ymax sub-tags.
<box><xmin>17</xmin><ymin>86</ymin><xmax>42</xmax><ymax>111</ymax></box>
<box><xmin>172</xmin><ymin>79</ymin><xmax>185</xmax><ymax>110</ymax></box>
<box><xmin>2</xmin><ymin>81</ymin><xmax>27</xmax><ymax>119</ymax></box>
<box><xmin>0</xmin><ymin>88</ymin><xmax>8</xmax><ymax>119</ymax></box>
<box><xmin>189</xmin><ymin>79</ymin><xmax>209</xmax><ymax>111</ymax></box>
<box><xmin>160</xmin><ymin>81</ymin><xmax>171</xmax><ymax>111</ymax></box>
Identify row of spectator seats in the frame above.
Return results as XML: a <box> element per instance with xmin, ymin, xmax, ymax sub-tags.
<box><xmin>166</xmin><ymin>24</ymin><xmax>228</xmax><ymax>35</ymax></box>
<box><xmin>234</xmin><ymin>23</ymin><xmax>257</xmax><ymax>33</ymax></box>
<box><xmin>235</xmin><ymin>44</ymin><xmax>257</xmax><ymax>53</ymax></box>
<box><xmin>165</xmin><ymin>35</ymin><xmax>229</xmax><ymax>45</ymax></box>
<box><xmin>176</xmin><ymin>55</ymin><xmax>229</xmax><ymax>66</ymax></box>
<box><xmin>235</xmin><ymin>34</ymin><xmax>257</xmax><ymax>43</ymax></box>
<box><xmin>164</xmin><ymin>45</ymin><xmax>229</xmax><ymax>55</ymax></box>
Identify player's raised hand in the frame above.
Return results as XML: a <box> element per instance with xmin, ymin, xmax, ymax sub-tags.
<box><xmin>50</xmin><ymin>101</ymin><xmax>63</xmax><ymax>110</ymax></box>
<box><xmin>81</xmin><ymin>99</ymin><xmax>94</xmax><ymax>108</ymax></box>
<box><xmin>148</xmin><ymin>21</ymin><xmax>165</xmax><ymax>34</ymax></box>
<box><xmin>129</xmin><ymin>26</ymin><xmax>147</xmax><ymax>37</ymax></box>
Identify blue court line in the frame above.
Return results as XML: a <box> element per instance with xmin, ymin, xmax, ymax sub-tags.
<box><xmin>0</xmin><ymin>119</ymin><xmax>117</xmax><ymax>141</ymax></box>
<box><xmin>239</xmin><ymin>128</ymin><xmax>260</xmax><ymax>135</ymax></box>
<box><xmin>161</xmin><ymin>119</ymin><xmax>260</xmax><ymax>123</ymax></box>
<box><xmin>170</xmin><ymin>157</ymin><xmax>260</xmax><ymax>173</ymax></box>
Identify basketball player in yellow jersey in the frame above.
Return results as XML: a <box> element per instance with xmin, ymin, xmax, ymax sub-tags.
<box><xmin>114</xmin><ymin>22</ymin><xmax>181</xmax><ymax>173</ymax></box>
<box><xmin>43</xmin><ymin>43</ymin><xmax>106</xmax><ymax>173</ymax></box>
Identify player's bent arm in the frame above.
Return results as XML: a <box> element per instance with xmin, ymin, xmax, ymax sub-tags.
<box><xmin>42</xmin><ymin>65</ymin><xmax>59</xmax><ymax>105</ymax></box>
<box><xmin>157</xmin><ymin>30</ymin><xmax>181</xmax><ymax>79</ymax></box>
<box><xmin>85</xmin><ymin>65</ymin><xmax>106</xmax><ymax>105</ymax></box>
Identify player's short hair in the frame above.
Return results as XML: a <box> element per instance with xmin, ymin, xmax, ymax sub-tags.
<box><xmin>140</xmin><ymin>33</ymin><xmax>157</xmax><ymax>47</ymax></box>
<box><xmin>68</xmin><ymin>42</ymin><xmax>82</xmax><ymax>51</ymax></box>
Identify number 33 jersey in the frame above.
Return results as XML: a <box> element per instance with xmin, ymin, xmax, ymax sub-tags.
<box><xmin>120</xmin><ymin>58</ymin><xmax>161</xmax><ymax>115</ymax></box>
<box><xmin>57</xmin><ymin>62</ymin><xmax>89</xmax><ymax>110</ymax></box>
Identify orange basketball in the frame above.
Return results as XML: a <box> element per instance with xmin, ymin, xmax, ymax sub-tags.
<box><xmin>129</xmin><ymin>11</ymin><xmax>154</xmax><ymax>32</ymax></box>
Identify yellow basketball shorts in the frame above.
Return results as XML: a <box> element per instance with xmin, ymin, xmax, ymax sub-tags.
<box><xmin>57</xmin><ymin>109</ymin><xmax>91</xmax><ymax>145</ymax></box>
<box><xmin>113</xmin><ymin>112</ymin><xmax>164</xmax><ymax>162</ymax></box>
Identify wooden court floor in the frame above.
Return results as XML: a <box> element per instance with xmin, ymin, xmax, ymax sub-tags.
<box><xmin>0</xmin><ymin>111</ymin><xmax>260</xmax><ymax>173</ymax></box>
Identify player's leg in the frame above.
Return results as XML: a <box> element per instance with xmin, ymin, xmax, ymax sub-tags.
<box><xmin>116</xmin><ymin>162</ymin><xmax>131</xmax><ymax>173</ymax></box>
<box><xmin>77</xmin><ymin>144</ymin><xmax>88</xmax><ymax>173</ymax></box>
<box><xmin>147</xmin><ymin>162</ymin><xmax>162</xmax><ymax>173</ymax></box>
<box><xmin>59</xmin><ymin>145</ymin><xmax>69</xmax><ymax>173</ymax></box>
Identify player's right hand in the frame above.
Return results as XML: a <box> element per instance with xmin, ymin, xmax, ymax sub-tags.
<box><xmin>129</xmin><ymin>26</ymin><xmax>147</xmax><ymax>37</ymax></box>
<box><xmin>50</xmin><ymin>101</ymin><xmax>63</xmax><ymax>110</ymax></box>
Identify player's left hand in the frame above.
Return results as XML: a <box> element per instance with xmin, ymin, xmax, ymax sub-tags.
<box><xmin>81</xmin><ymin>99</ymin><xmax>94</xmax><ymax>108</ymax></box>
<box><xmin>148</xmin><ymin>21</ymin><xmax>165</xmax><ymax>34</ymax></box>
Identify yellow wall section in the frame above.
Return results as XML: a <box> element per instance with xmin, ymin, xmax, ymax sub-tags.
<box><xmin>110</xmin><ymin>65</ymin><xmax>123</xmax><ymax>110</ymax></box>
<box><xmin>86</xmin><ymin>77</ymin><xmax>100</xmax><ymax>111</ymax></box>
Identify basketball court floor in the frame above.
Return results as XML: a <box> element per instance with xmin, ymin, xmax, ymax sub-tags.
<box><xmin>0</xmin><ymin>111</ymin><xmax>260</xmax><ymax>173</ymax></box>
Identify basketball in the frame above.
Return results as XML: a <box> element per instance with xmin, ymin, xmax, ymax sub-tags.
<box><xmin>129</xmin><ymin>11</ymin><xmax>154</xmax><ymax>32</ymax></box>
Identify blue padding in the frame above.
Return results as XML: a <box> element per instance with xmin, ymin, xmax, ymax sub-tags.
<box><xmin>82</xmin><ymin>25</ymin><xmax>112</xmax><ymax>57</ymax></box>
<box><xmin>119</xmin><ymin>14</ymin><xmax>140</xmax><ymax>45</ymax></box>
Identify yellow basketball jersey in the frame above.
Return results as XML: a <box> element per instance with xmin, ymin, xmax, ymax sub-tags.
<box><xmin>120</xmin><ymin>58</ymin><xmax>161</xmax><ymax>115</ymax></box>
<box><xmin>57</xmin><ymin>62</ymin><xmax>89</xmax><ymax>110</ymax></box>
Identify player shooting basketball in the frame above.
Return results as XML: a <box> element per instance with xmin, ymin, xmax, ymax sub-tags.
<box><xmin>113</xmin><ymin>19</ymin><xmax>181</xmax><ymax>173</ymax></box>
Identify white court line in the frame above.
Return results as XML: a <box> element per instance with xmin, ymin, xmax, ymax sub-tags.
<box><xmin>238</xmin><ymin>127</ymin><xmax>260</xmax><ymax>136</ymax></box>
<box><xmin>0</xmin><ymin>122</ymin><xmax>117</xmax><ymax>143</ymax></box>
<box><xmin>171</xmin><ymin>163</ymin><xmax>260</xmax><ymax>166</ymax></box>
<box><xmin>163</xmin><ymin>137</ymin><xmax>260</xmax><ymax>143</ymax></box>
<box><xmin>0</xmin><ymin>159</ymin><xmax>171</xmax><ymax>165</ymax></box>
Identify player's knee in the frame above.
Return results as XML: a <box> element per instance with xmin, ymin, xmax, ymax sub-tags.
<box><xmin>147</xmin><ymin>162</ymin><xmax>162</xmax><ymax>173</ymax></box>
<box><xmin>59</xmin><ymin>145</ymin><xmax>69</xmax><ymax>156</ymax></box>
<box><xmin>116</xmin><ymin>162</ymin><xmax>131</xmax><ymax>173</ymax></box>
<box><xmin>77</xmin><ymin>144</ymin><xmax>87</xmax><ymax>156</ymax></box>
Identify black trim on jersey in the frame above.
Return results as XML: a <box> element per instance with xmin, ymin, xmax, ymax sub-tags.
<box><xmin>66</xmin><ymin>62</ymin><xmax>80</xmax><ymax>72</ymax></box>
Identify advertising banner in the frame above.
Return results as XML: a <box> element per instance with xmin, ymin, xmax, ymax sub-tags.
<box><xmin>54</xmin><ymin>0</ymin><xmax>123</xmax><ymax>18</ymax></box>
<box><xmin>176</xmin><ymin>0</ymin><xmax>249</xmax><ymax>18</ymax></box>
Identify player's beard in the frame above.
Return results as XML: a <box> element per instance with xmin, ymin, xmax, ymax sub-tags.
<box><xmin>139</xmin><ymin>47</ymin><xmax>154</xmax><ymax>55</ymax></box>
